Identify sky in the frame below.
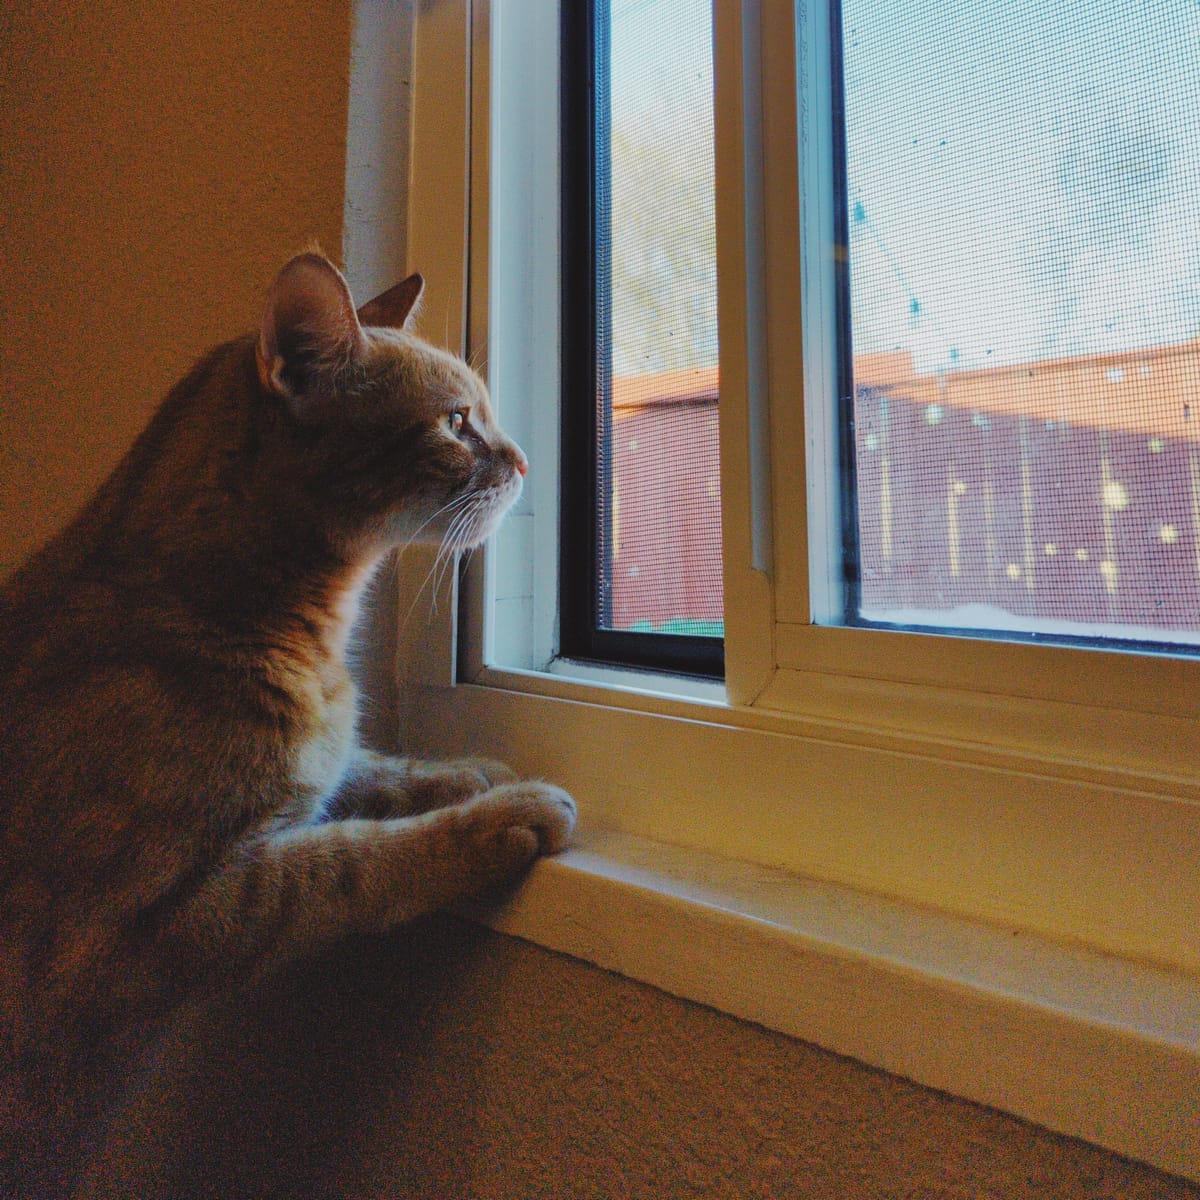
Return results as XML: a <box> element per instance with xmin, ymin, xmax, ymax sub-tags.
<box><xmin>609</xmin><ymin>0</ymin><xmax>1200</xmax><ymax>375</ymax></box>
<box><xmin>609</xmin><ymin>0</ymin><xmax>717</xmax><ymax>375</ymax></box>
<box><xmin>843</xmin><ymin>0</ymin><xmax>1200</xmax><ymax>374</ymax></box>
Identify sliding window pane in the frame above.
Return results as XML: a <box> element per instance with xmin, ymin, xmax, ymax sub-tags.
<box><xmin>598</xmin><ymin>0</ymin><xmax>722</xmax><ymax>641</ymax></box>
<box><xmin>840</xmin><ymin>0</ymin><xmax>1200</xmax><ymax>647</ymax></box>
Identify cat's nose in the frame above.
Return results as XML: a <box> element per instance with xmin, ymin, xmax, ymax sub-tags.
<box><xmin>513</xmin><ymin>449</ymin><xmax>528</xmax><ymax>477</ymax></box>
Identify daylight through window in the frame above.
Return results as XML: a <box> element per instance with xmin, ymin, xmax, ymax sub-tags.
<box><xmin>601</xmin><ymin>0</ymin><xmax>721</xmax><ymax>638</ymax></box>
<box><xmin>559</xmin><ymin>0</ymin><xmax>723</xmax><ymax>676</ymax></box>
<box><xmin>839</xmin><ymin>0</ymin><xmax>1200</xmax><ymax>648</ymax></box>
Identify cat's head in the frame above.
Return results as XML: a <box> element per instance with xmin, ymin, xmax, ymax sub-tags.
<box><xmin>255</xmin><ymin>252</ymin><xmax>526</xmax><ymax>556</ymax></box>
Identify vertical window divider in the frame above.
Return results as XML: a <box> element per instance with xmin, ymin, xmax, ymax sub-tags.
<box><xmin>713</xmin><ymin>0</ymin><xmax>782</xmax><ymax>703</ymax></box>
<box><xmin>558</xmin><ymin>0</ymin><xmax>604</xmax><ymax>663</ymax></box>
<box><xmin>794</xmin><ymin>0</ymin><xmax>847</xmax><ymax>628</ymax></box>
<box><xmin>458</xmin><ymin>0</ymin><xmax>492</xmax><ymax>686</ymax></box>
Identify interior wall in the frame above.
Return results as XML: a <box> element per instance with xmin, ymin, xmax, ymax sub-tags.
<box><xmin>0</xmin><ymin>0</ymin><xmax>353</xmax><ymax>580</ymax></box>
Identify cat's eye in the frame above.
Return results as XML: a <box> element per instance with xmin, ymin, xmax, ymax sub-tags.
<box><xmin>449</xmin><ymin>409</ymin><xmax>467</xmax><ymax>435</ymax></box>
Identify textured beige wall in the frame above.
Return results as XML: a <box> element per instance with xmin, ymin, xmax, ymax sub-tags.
<box><xmin>0</xmin><ymin>0</ymin><xmax>352</xmax><ymax>578</ymax></box>
<box><xmin>90</xmin><ymin>917</ymin><xmax>1198</xmax><ymax>1199</ymax></box>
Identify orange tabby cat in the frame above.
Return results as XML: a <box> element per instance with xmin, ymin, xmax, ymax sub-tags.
<box><xmin>0</xmin><ymin>252</ymin><xmax>575</xmax><ymax>1194</ymax></box>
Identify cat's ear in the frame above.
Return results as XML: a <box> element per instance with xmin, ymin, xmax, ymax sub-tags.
<box><xmin>257</xmin><ymin>253</ymin><xmax>366</xmax><ymax>401</ymax></box>
<box><xmin>356</xmin><ymin>273</ymin><xmax>425</xmax><ymax>330</ymax></box>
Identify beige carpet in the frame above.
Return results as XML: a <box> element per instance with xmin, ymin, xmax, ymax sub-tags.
<box><xmin>89</xmin><ymin>914</ymin><xmax>1198</xmax><ymax>1199</ymax></box>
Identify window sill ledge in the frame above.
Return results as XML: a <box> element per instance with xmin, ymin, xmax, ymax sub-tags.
<box><xmin>463</xmin><ymin>827</ymin><xmax>1200</xmax><ymax>1184</ymax></box>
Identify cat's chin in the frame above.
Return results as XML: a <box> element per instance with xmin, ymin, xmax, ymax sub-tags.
<box><xmin>463</xmin><ymin>495</ymin><xmax>520</xmax><ymax>547</ymax></box>
<box><xmin>380</xmin><ymin>493</ymin><xmax>517</xmax><ymax>554</ymax></box>
<box><xmin>439</xmin><ymin>474</ymin><xmax>524</xmax><ymax>548</ymax></box>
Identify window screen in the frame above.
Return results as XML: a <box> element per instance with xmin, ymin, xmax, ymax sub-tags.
<box><xmin>560</xmin><ymin>0</ymin><xmax>723</xmax><ymax>677</ymax></box>
<box><xmin>839</xmin><ymin>0</ymin><xmax>1200</xmax><ymax>648</ymax></box>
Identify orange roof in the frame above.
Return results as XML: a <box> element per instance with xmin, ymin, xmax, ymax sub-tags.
<box><xmin>855</xmin><ymin>343</ymin><xmax>1200</xmax><ymax>442</ymax></box>
<box><xmin>612</xmin><ymin>367</ymin><xmax>719</xmax><ymax>413</ymax></box>
<box><xmin>610</xmin><ymin>342</ymin><xmax>1200</xmax><ymax>441</ymax></box>
<box><xmin>609</xmin><ymin>343</ymin><xmax>1200</xmax><ymax>441</ymax></box>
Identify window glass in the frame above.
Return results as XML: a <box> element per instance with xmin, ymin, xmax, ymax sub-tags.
<box><xmin>840</xmin><ymin>0</ymin><xmax>1200</xmax><ymax>647</ymax></box>
<box><xmin>597</xmin><ymin>0</ymin><xmax>722</xmax><ymax>639</ymax></box>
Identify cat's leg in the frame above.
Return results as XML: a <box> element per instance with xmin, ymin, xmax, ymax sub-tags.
<box><xmin>323</xmin><ymin>747</ymin><xmax>518</xmax><ymax>819</ymax></box>
<box><xmin>164</xmin><ymin>781</ymin><xmax>576</xmax><ymax>976</ymax></box>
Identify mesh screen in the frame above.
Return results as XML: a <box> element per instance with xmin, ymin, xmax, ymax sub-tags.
<box><xmin>596</xmin><ymin>0</ymin><xmax>722</xmax><ymax>636</ymax></box>
<box><xmin>842</xmin><ymin>0</ymin><xmax>1200</xmax><ymax>645</ymax></box>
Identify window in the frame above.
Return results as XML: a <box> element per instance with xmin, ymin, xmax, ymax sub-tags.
<box><xmin>837</xmin><ymin>0</ymin><xmax>1200</xmax><ymax>651</ymax></box>
<box><xmin>560</xmin><ymin>0</ymin><xmax>723</xmax><ymax>676</ymax></box>
<box><xmin>402</xmin><ymin>0</ymin><xmax>1200</xmax><ymax>1022</ymax></box>
<box><xmin>397</xmin><ymin>0</ymin><xmax>1198</xmax><ymax>1178</ymax></box>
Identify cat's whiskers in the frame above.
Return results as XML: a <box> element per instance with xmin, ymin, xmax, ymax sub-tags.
<box><xmin>429</xmin><ymin>501</ymin><xmax>480</xmax><ymax>606</ymax></box>
<box><xmin>428</xmin><ymin>488</ymin><xmax>498</xmax><ymax>614</ymax></box>
<box><xmin>396</xmin><ymin>491</ymin><xmax>486</xmax><ymax>629</ymax></box>
<box><xmin>395</xmin><ymin>491</ymin><xmax>476</xmax><ymax>556</ymax></box>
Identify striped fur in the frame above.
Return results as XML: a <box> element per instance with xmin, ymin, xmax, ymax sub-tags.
<box><xmin>0</xmin><ymin>253</ymin><xmax>574</xmax><ymax>1193</ymax></box>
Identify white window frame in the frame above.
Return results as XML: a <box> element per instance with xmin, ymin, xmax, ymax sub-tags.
<box><xmin>385</xmin><ymin>0</ymin><xmax>1200</xmax><ymax>1180</ymax></box>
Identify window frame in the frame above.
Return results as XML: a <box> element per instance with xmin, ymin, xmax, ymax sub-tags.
<box><xmin>387</xmin><ymin>0</ymin><xmax>1200</xmax><ymax>1177</ymax></box>
<box><xmin>397</xmin><ymin>0</ymin><xmax>1200</xmax><ymax>1005</ymax></box>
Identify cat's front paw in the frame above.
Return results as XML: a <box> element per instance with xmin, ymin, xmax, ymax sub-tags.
<box><xmin>457</xmin><ymin>756</ymin><xmax>520</xmax><ymax>790</ymax></box>
<box><xmin>489</xmin><ymin>780</ymin><xmax>575</xmax><ymax>854</ymax></box>
<box><xmin>456</xmin><ymin>781</ymin><xmax>577</xmax><ymax>881</ymax></box>
<box><xmin>402</xmin><ymin>756</ymin><xmax>518</xmax><ymax>814</ymax></box>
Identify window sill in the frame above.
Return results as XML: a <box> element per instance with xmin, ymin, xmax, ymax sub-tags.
<box><xmin>462</xmin><ymin>827</ymin><xmax>1200</xmax><ymax>1184</ymax></box>
<box><xmin>412</xmin><ymin>672</ymin><xmax>1200</xmax><ymax>975</ymax></box>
